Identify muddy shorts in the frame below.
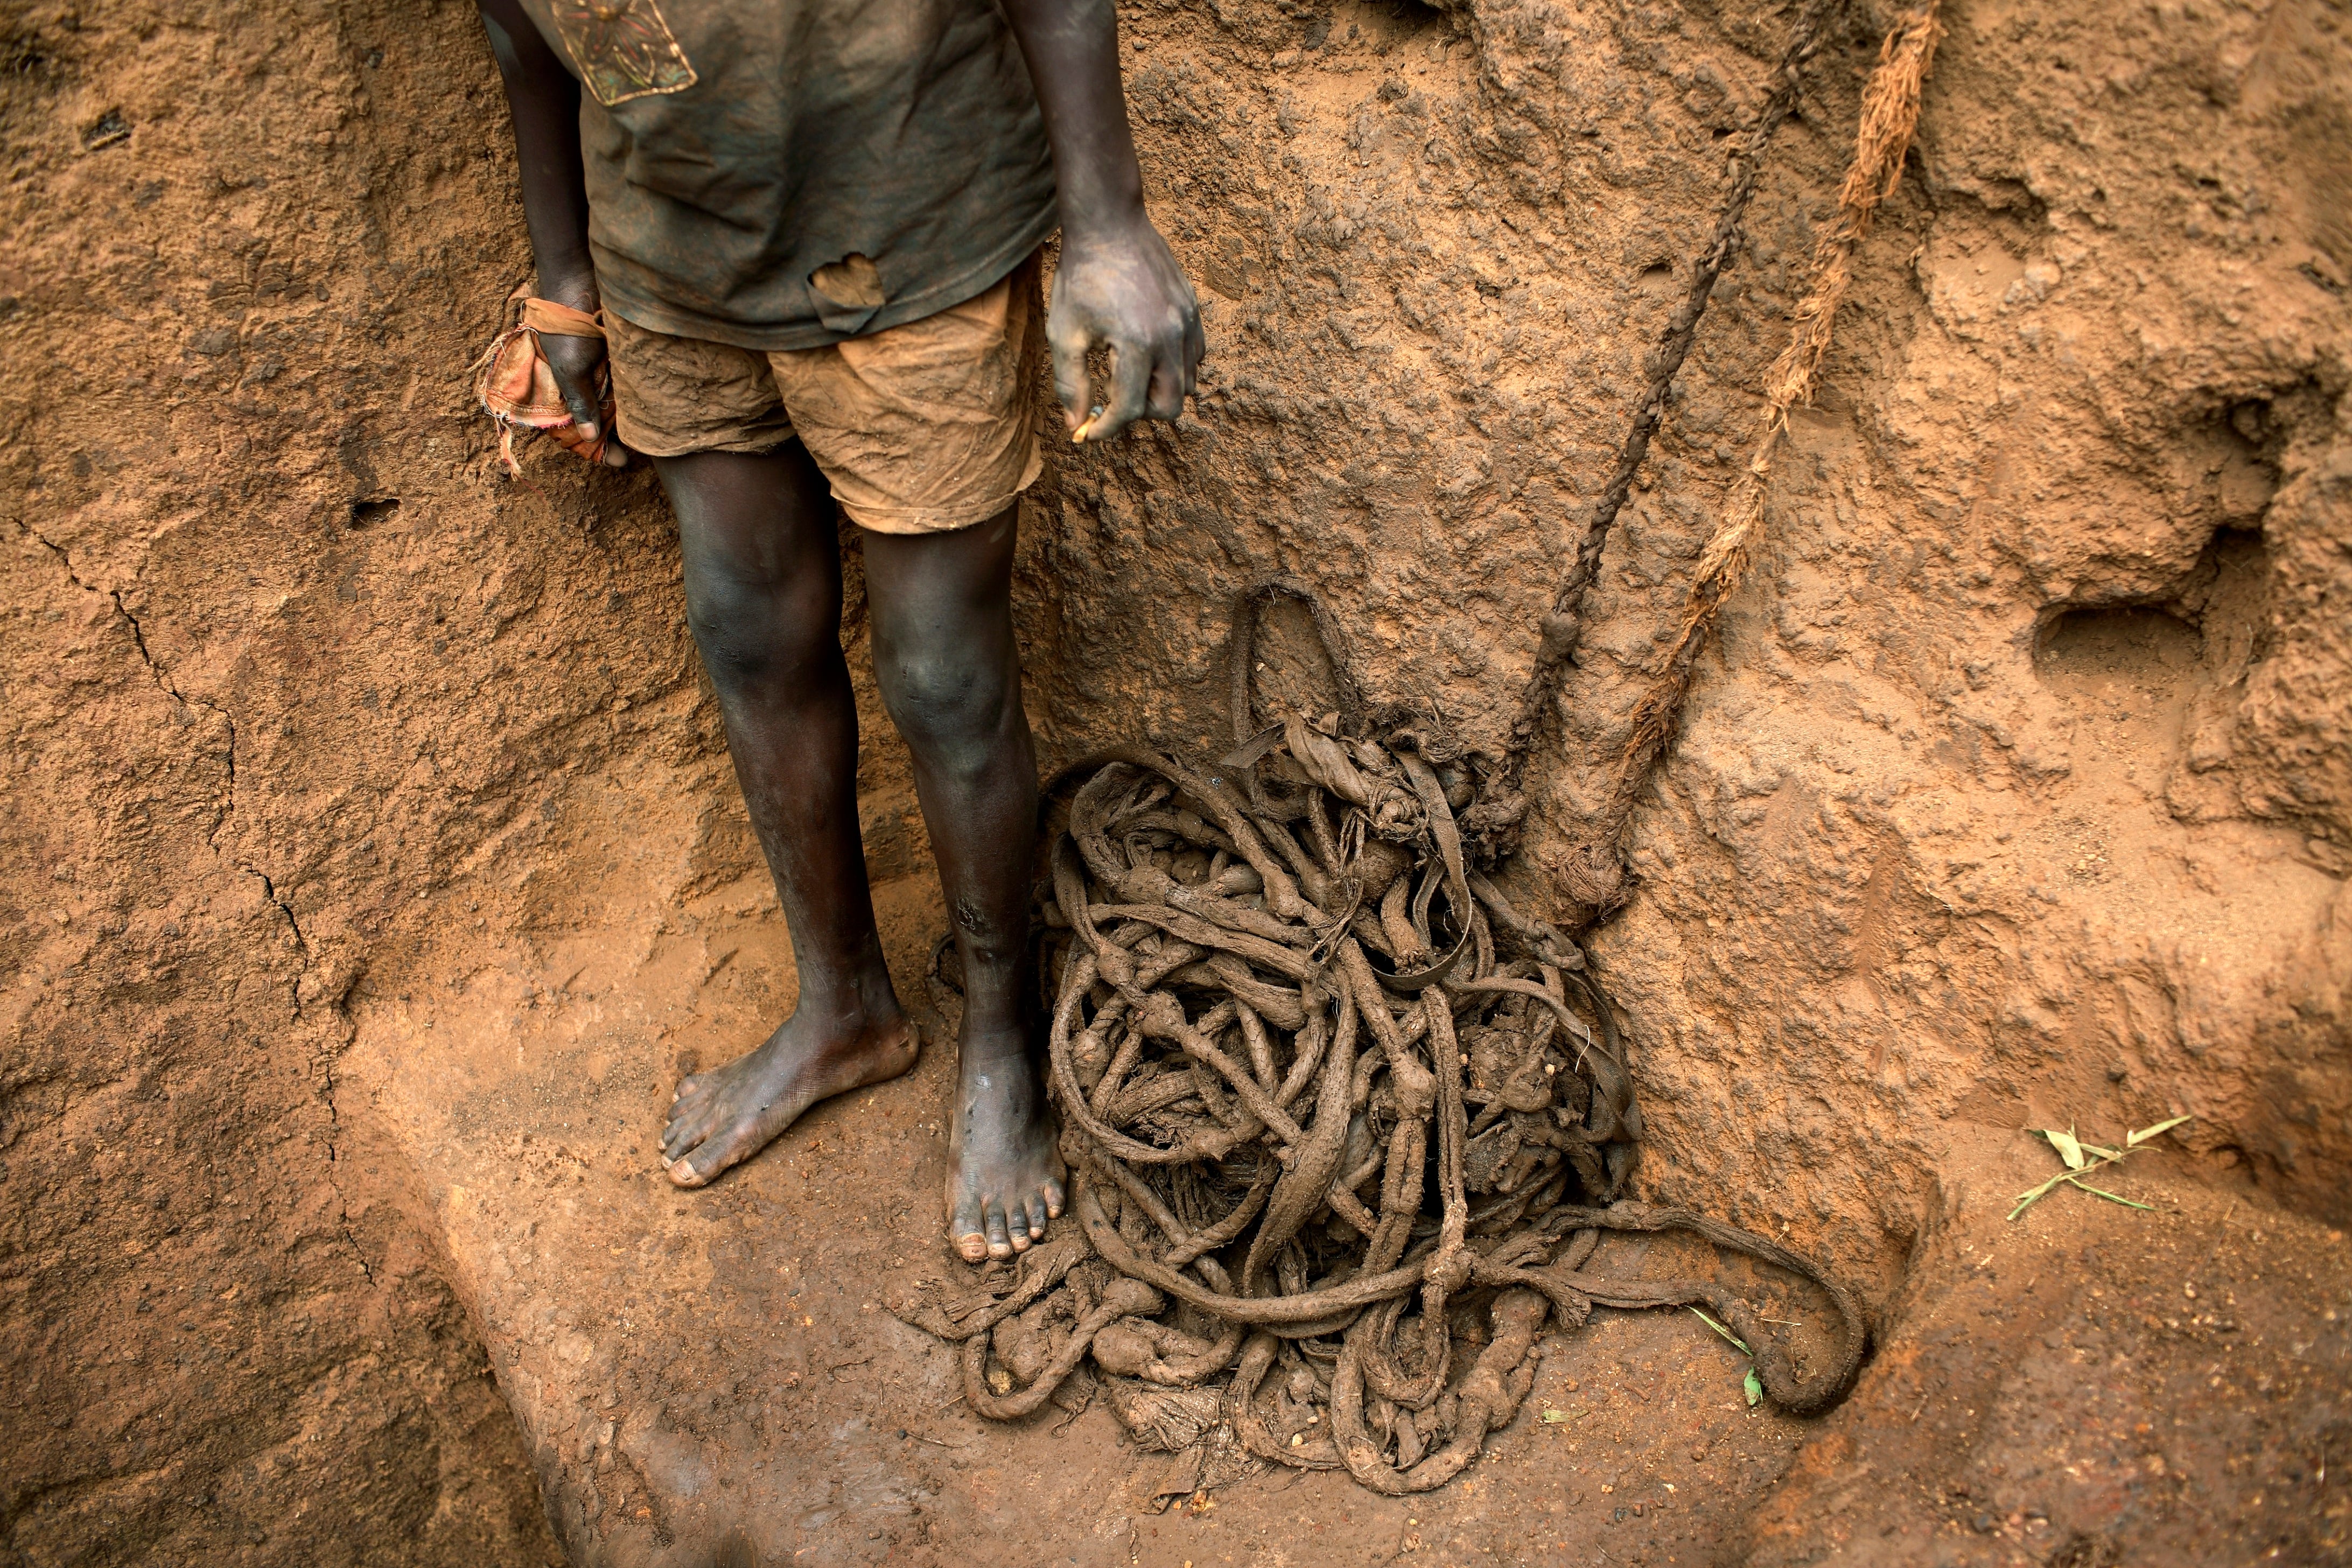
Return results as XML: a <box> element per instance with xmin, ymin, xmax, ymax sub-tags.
<box><xmin>604</xmin><ymin>252</ymin><xmax>1045</xmax><ymax>535</ymax></box>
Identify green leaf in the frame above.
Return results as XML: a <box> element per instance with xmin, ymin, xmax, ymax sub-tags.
<box><xmin>1540</xmin><ymin>1407</ymin><xmax>1583</xmax><ymax>1424</ymax></box>
<box><xmin>2066</xmin><ymin>1178</ymin><xmax>2154</xmax><ymax>1210</ymax></box>
<box><xmin>2036</xmin><ymin>1126</ymin><xmax>2088</xmax><ymax>1171</ymax></box>
<box><xmin>2008</xmin><ymin>1170</ymin><xmax>2074</xmax><ymax>1221</ymax></box>
<box><xmin>1688</xmin><ymin>1306</ymin><xmax>1753</xmax><ymax>1356</ymax></box>
<box><xmin>1744</xmin><ymin>1368</ymin><xmax>1764</xmax><ymax>1408</ymax></box>
<box><xmin>2127</xmin><ymin>1115</ymin><xmax>2192</xmax><ymax>1147</ymax></box>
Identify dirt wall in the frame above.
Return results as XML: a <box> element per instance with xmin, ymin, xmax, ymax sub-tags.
<box><xmin>2</xmin><ymin>0</ymin><xmax>2346</xmax><ymax>1562</ymax></box>
<box><xmin>1028</xmin><ymin>0</ymin><xmax>2352</xmax><ymax>1284</ymax></box>
<box><xmin>0</xmin><ymin>0</ymin><xmax>680</xmax><ymax>1556</ymax></box>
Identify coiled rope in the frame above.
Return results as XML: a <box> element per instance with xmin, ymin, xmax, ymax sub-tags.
<box><xmin>899</xmin><ymin>589</ymin><xmax>1867</xmax><ymax>1490</ymax></box>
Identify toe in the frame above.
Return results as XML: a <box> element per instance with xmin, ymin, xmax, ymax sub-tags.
<box><xmin>1042</xmin><ymin>1175</ymin><xmax>1067</xmax><ymax>1219</ymax></box>
<box><xmin>951</xmin><ymin>1193</ymin><xmax>990</xmax><ymax>1264</ymax></box>
<box><xmin>985</xmin><ymin>1201</ymin><xmax>1014</xmax><ymax>1260</ymax></box>
<box><xmin>1023</xmin><ymin>1192</ymin><xmax>1050</xmax><ymax>1241</ymax></box>
<box><xmin>1002</xmin><ymin>1194</ymin><xmax>1037</xmax><ymax>1251</ymax></box>
<box><xmin>664</xmin><ymin>1122</ymin><xmax>758</xmax><ymax>1188</ymax></box>
<box><xmin>660</xmin><ymin>1105</ymin><xmax>711</xmax><ymax>1159</ymax></box>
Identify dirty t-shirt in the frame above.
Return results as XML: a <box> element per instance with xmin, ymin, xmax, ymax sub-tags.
<box><xmin>517</xmin><ymin>0</ymin><xmax>1058</xmax><ymax>349</ymax></box>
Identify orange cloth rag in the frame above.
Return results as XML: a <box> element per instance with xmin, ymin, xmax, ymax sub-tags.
<box><xmin>472</xmin><ymin>290</ymin><xmax>619</xmax><ymax>473</ymax></box>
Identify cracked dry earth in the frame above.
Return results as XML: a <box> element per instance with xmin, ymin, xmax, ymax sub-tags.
<box><xmin>5</xmin><ymin>0</ymin><xmax>2352</xmax><ymax>1563</ymax></box>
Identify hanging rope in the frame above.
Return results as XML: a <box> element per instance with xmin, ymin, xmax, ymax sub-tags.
<box><xmin>1520</xmin><ymin>1</ymin><xmax>1944</xmax><ymax>917</ymax></box>
<box><xmin>1614</xmin><ymin>2</ymin><xmax>1944</xmax><ymax>801</ymax></box>
<box><xmin>1497</xmin><ymin>0</ymin><xmax>1852</xmax><ymax>807</ymax></box>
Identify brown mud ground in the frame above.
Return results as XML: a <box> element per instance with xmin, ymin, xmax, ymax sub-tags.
<box><xmin>342</xmin><ymin>838</ymin><xmax>2350</xmax><ymax>1566</ymax></box>
<box><xmin>4</xmin><ymin>0</ymin><xmax>2350</xmax><ymax>1561</ymax></box>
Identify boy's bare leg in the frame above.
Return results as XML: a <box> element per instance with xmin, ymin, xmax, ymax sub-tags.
<box><xmin>649</xmin><ymin>451</ymin><xmax>1058</xmax><ymax>1259</ymax></box>
<box><xmin>655</xmin><ymin>444</ymin><xmax>916</xmax><ymax>1187</ymax></box>
<box><xmin>864</xmin><ymin>509</ymin><xmax>1063</xmax><ymax>1262</ymax></box>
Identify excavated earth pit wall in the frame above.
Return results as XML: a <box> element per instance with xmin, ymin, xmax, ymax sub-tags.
<box><xmin>3</xmin><ymin>0</ymin><xmax>2348</xmax><ymax>1563</ymax></box>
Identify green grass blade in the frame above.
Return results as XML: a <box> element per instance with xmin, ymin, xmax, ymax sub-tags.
<box><xmin>1688</xmin><ymin>1306</ymin><xmax>1753</xmax><ymax>1356</ymax></box>
<box><xmin>2008</xmin><ymin>1170</ymin><xmax>2074</xmax><ymax>1221</ymax></box>
<box><xmin>2064</xmin><ymin>1178</ymin><xmax>2153</xmax><ymax>1210</ymax></box>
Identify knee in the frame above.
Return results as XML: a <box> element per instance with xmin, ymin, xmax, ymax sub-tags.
<box><xmin>684</xmin><ymin>573</ymin><xmax>834</xmax><ymax>692</ymax></box>
<box><xmin>875</xmin><ymin>642</ymin><xmax>1010</xmax><ymax>758</ymax></box>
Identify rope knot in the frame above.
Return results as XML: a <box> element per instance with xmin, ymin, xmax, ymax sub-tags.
<box><xmin>1135</xmin><ymin>991</ymin><xmax>1189</xmax><ymax>1042</ymax></box>
<box><xmin>1118</xmin><ymin>864</ymin><xmax>1176</xmax><ymax>905</ymax></box>
<box><xmin>1425</xmin><ymin>1244</ymin><xmax>1475</xmax><ymax>1297</ymax></box>
<box><xmin>1093</xmin><ymin>942</ymin><xmax>1136</xmax><ymax>990</ymax></box>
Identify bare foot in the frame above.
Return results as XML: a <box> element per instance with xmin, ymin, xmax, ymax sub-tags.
<box><xmin>946</xmin><ymin>1025</ymin><xmax>1066</xmax><ymax>1262</ymax></box>
<box><xmin>661</xmin><ymin>1002</ymin><xmax>916</xmax><ymax>1187</ymax></box>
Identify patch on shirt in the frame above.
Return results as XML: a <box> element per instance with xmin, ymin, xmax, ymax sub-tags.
<box><xmin>548</xmin><ymin>0</ymin><xmax>697</xmax><ymax>107</ymax></box>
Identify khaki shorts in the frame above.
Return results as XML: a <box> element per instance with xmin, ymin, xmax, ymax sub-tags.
<box><xmin>605</xmin><ymin>253</ymin><xmax>1045</xmax><ymax>535</ymax></box>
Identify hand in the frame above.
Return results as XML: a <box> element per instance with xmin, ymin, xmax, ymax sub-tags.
<box><xmin>540</xmin><ymin>328</ymin><xmax>628</xmax><ymax>468</ymax></box>
<box><xmin>1048</xmin><ymin>214</ymin><xmax>1204</xmax><ymax>445</ymax></box>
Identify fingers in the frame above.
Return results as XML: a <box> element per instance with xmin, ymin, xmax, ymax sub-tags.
<box><xmin>1144</xmin><ymin>343</ymin><xmax>1187</xmax><ymax>423</ymax></box>
<box><xmin>548</xmin><ymin>422</ymin><xmax>605</xmax><ymax>460</ymax></box>
<box><xmin>1146</xmin><ymin>292</ymin><xmax>1205</xmax><ymax>424</ymax></box>
<box><xmin>1047</xmin><ymin>309</ymin><xmax>1094</xmax><ymax>436</ymax></box>
<box><xmin>1048</xmin><ymin>226</ymin><xmax>1207</xmax><ymax>442</ymax></box>
<box><xmin>542</xmin><ymin>335</ymin><xmax>624</xmax><ymax>464</ymax></box>
<box><xmin>548</xmin><ymin>421</ymin><xmax>628</xmax><ymax>467</ymax></box>
<box><xmin>1086</xmin><ymin>337</ymin><xmax>1155</xmax><ymax>445</ymax></box>
<box><xmin>559</xmin><ymin>389</ymin><xmax>601</xmax><ymax>442</ymax></box>
<box><xmin>551</xmin><ymin>427</ymin><xmax>627</xmax><ymax>470</ymax></box>
<box><xmin>543</xmin><ymin>338</ymin><xmax>602</xmax><ymax>415</ymax></box>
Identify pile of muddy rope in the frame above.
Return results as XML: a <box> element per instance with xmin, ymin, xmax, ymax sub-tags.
<box><xmin>898</xmin><ymin>596</ymin><xmax>1868</xmax><ymax>1493</ymax></box>
<box><xmin>900</xmin><ymin>0</ymin><xmax>1951</xmax><ymax>1496</ymax></box>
